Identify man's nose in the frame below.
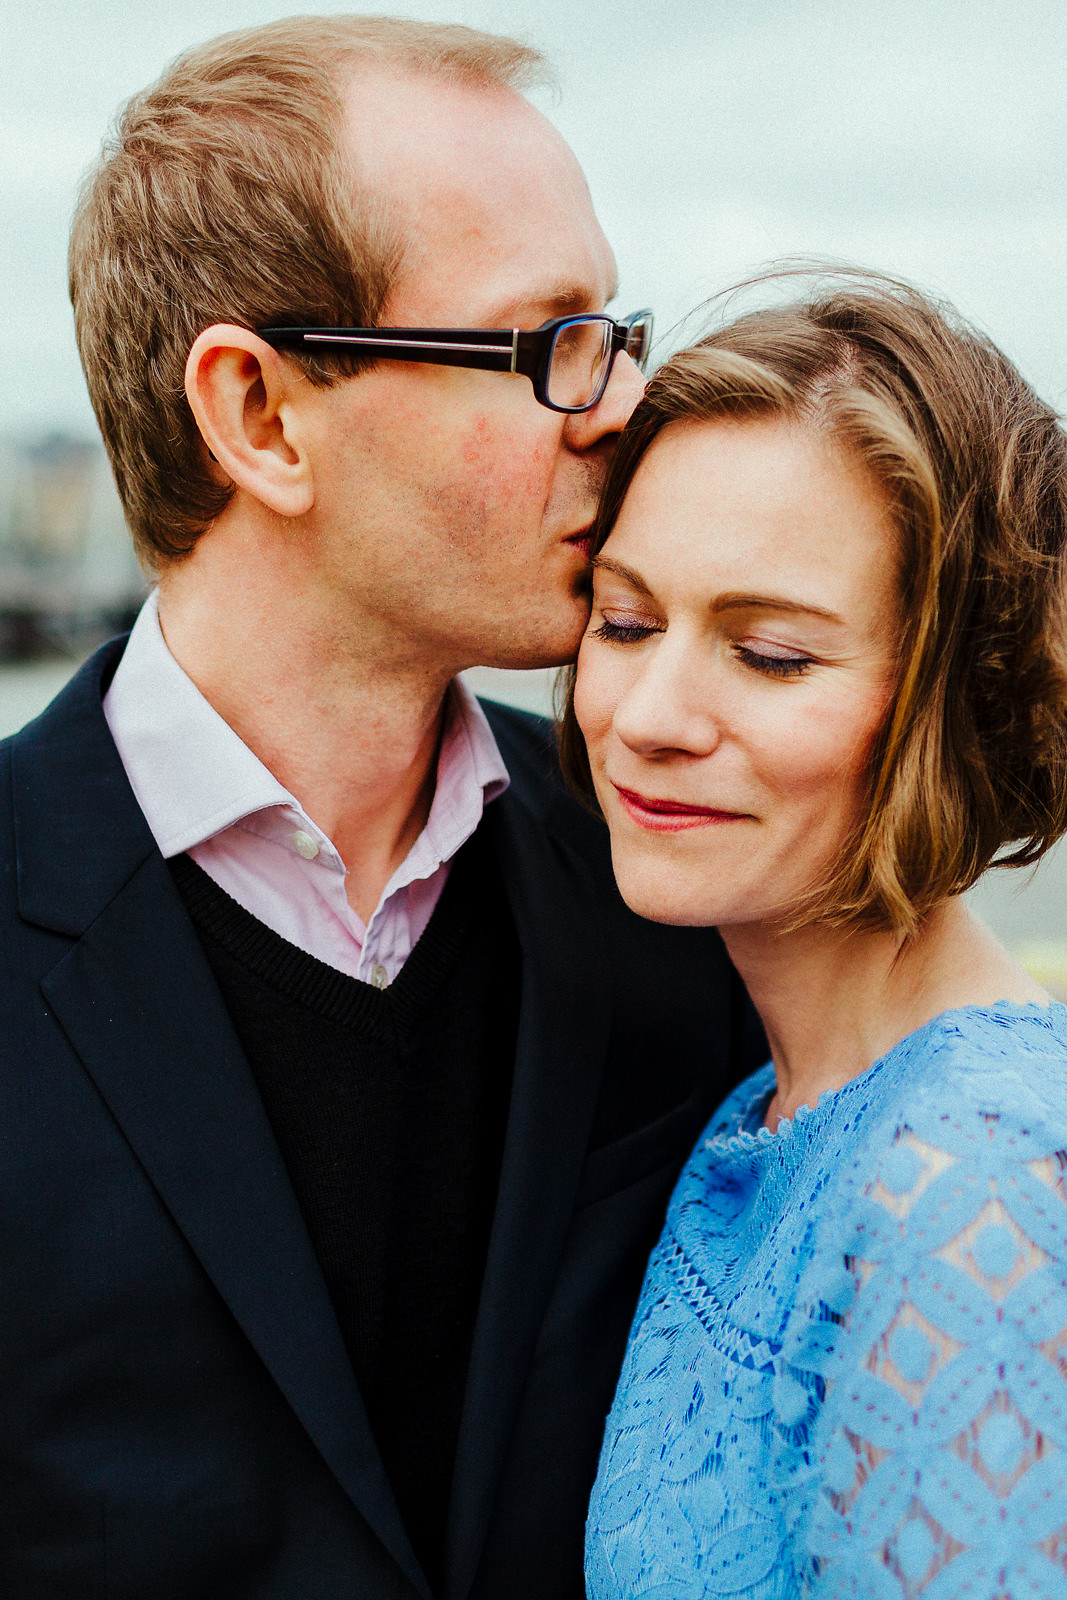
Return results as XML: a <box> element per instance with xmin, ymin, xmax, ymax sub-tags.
<box><xmin>564</xmin><ymin>351</ymin><xmax>647</xmax><ymax>451</ymax></box>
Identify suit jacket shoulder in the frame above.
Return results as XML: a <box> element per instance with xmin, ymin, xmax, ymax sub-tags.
<box><xmin>479</xmin><ymin>700</ymin><xmax>564</xmax><ymax>812</ymax></box>
<box><xmin>478</xmin><ymin>696</ymin><xmax>635</xmax><ymax>897</ymax></box>
<box><xmin>479</xmin><ymin>693</ymin><xmax>765</xmax><ymax>1150</ymax></box>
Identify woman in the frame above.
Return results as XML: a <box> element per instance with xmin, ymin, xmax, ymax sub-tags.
<box><xmin>567</xmin><ymin>280</ymin><xmax>1067</xmax><ymax>1597</ymax></box>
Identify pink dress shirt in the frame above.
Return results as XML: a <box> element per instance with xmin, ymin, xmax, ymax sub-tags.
<box><xmin>103</xmin><ymin>592</ymin><xmax>510</xmax><ymax>986</ymax></box>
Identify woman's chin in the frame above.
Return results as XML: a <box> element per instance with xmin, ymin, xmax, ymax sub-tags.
<box><xmin>610</xmin><ymin>860</ymin><xmax>730</xmax><ymax>928</ymax></box>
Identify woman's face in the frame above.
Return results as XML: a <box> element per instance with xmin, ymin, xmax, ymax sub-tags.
<box><xmin>574</xmin><ymin>417</ymin><xmax>901</xmax><ymax>929</ymax></box>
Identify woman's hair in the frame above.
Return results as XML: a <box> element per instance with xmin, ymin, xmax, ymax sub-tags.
<box><xmin>68</xmin><ymin>15</ymin><xmax>548</xmax><ymax>569</ymax></box>
<box><xmin>559</xmin><ymin>275</ymin><xmax>1067</xmax><ymax>936</ymax></box>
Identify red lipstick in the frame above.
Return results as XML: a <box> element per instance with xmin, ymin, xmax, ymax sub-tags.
<box><xmin>611</xmin><ymin>783</ymin><xmax>749</xmax><ymax>833</ymax></box>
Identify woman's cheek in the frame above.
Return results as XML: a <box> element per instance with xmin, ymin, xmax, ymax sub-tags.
<box><xmin>573</xmin><ymin>641</ymin><xmax>616</xmax><ymax>756</ymax></box>
<box><xmin>764</xmin><ymin>685</ymin><xmax>885</xmax><ymax>804</ymax></box>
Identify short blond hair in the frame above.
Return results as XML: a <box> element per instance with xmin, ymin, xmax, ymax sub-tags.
<box><xmin>560</xmin><ymin>277</ymin><xmax>1067</xmax><ymax>936</ymax></box>
<box><xmin>69</xmin><ymin>15</ymin><xmax>550</xmax><ymax>567</ymax></box>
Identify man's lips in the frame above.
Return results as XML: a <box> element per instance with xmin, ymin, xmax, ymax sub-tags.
<box><xmin>564</xmin><ymin>525</ymin><xmax>594</xmax><ymax>555</ymax></box>
<box><xmin>611</xmin><ymin>783</ymin><xmax>751</xmax><ymax>832</ymax></box>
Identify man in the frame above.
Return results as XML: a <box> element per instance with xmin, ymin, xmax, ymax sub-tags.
<box><xmin>0</xmin><ymin>17</ymin><xmax>760</xmax><ymax>1600</ymax></box>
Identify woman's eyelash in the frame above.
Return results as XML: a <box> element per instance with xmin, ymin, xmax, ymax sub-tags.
<box><xmin>592</xmin><ymin>618</ymin><xmax>661</xmax><ymax>644</ymax></box>
<box><xmin>733</xmin><ymin>644</ymin><xmax>814</xmax><ymax>678</ymax></box>
<box><xmin>591</xmin><ymin>620</ymin><xmax>814</xmax><ymax>675</ymax></box>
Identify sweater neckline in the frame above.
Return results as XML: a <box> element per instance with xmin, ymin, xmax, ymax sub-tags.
<box><xmin>168</xmin><ymin>833</ymin><xmax>501</xmax><ymax>1040</ymax></box>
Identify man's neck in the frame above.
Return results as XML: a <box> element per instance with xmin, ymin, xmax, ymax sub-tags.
<box><xmin>157</xmin><ymin>566</ymin><xmax>457</xmax><ymax>924</ymax></box>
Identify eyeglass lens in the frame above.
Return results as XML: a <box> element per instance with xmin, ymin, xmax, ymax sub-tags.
<box><xmin>545</xmin><ymin>315</ymin><xmax>654</xmax><ymax>410</ymax></box>
<box><xmin>546</xmin><ymin>319</ymin><xmax>615</xmax><ymax>410</ymax></box>
<box><xmin>625</xmin><ymin>316</ymin><xmax>653</xmax><ymax>370</ymax></box>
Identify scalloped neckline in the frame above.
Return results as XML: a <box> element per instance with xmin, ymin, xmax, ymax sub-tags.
<box><xmin>726</xmin><ymin>997</ymin><xmax>1067</xmax><ymax>1146</ymax></box>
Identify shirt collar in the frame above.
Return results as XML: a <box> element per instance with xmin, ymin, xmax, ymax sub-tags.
<box><xmin>103</xmin><ymin>590</ymin><xmax>510</xmax><ymax>864</ymax></box>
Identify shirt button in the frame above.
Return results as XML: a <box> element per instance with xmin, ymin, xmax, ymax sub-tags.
<box><xmin>290</xmin><ymin>829</ymin><xmax>320</xmax><ymax>861</ymax></box>
<box><xmin>370</xmin><ymin>963</ymin><xmax>389</xmax><ymax>990</ymax></box>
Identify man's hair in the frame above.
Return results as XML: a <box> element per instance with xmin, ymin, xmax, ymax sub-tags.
<box><xmin>559</xmin><ymin>275</ymin><xmax>1067</xmax><ymax>936</ymax></box>
<box><xmin>69</xmin><ymin>15</ymin><xmax>549</xmax><ymax>568</ymax></box>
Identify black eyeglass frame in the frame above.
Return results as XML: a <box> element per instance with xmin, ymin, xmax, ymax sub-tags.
<box><xmin>255</xmin><ymin>309</ymin><xmax>654</xmax><ymax>413</ymax></box>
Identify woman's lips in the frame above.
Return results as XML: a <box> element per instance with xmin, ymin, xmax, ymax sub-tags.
<box><xmin>611</xmin><ymin>783</ymin><xmax>750</xmax><ymax>833</ymax></box>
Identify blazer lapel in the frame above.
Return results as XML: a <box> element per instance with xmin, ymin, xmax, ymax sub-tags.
<box><xmin>12</xmin><ymin>648</ymin><xmax>431</xmax><ymax>1600</ymax></box>
<box><xmin>444</xmin><ymin>787</ymin><xmax>612</xmax><ymax>1600</ymax></box>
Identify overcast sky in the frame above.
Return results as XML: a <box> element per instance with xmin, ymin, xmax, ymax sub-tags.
<box><xmin>2</xmin><ymin>0</ymin><xmax>1066</xmax><ymax>438</ymax></box>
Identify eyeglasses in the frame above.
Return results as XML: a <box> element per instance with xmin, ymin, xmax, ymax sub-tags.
<box><xmin>256</xmin><ymin>309</ymin><xmax>654</xmax><ymax>413</ymax></box>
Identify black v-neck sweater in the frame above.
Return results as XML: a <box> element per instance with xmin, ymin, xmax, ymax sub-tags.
<box><xmin>169</xmin><ymin>828</ymin><xmax>520</xmax><ymax>1587</ymax></box>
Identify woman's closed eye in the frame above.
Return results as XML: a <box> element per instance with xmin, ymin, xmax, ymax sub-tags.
<box><xmin>591</xmin><ymin>613</ymin><xmax>663</xmax><ymax>645</ymax></box>
<box><xmin>733</xmin><ymin>639</ymin><xmax>816</xmax><ymax>678</ymax></box>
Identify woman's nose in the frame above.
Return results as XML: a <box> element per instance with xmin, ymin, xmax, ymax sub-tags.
<box><xmin>612</xmin><ymin>648</ymin><xmax>722</xmax><ymax>760</ymax></box>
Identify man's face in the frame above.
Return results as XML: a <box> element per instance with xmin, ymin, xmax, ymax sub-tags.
<box><xmin>299</xmin><ymin>70</ymin><xmax>645</xmax><ymax>673</ymax></box>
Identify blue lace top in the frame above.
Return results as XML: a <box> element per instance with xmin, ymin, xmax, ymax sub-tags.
<box><xmin>585</xmin><ymin>1002</ymin><xmax>1067</xmax><ymax>1599</ymax></box>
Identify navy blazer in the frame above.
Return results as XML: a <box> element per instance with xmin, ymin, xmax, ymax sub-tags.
<box><xmin>0</xmin><ymin>639</ymin><xmax>762</xmax><ymax>1600</ymax></box>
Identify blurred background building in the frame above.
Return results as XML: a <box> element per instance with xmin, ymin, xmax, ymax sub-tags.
<box><xmin>0</xmin><ymin>433</ymin><xmax>144</xmax><ymax>660</ymax></box>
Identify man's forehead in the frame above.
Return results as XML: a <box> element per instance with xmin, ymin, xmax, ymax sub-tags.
<box><xmin>342</xmin><ymin>65</ymin><xmax>563</xmax><ymax>182</ymax></box>
<box><xmin>343</xmin><ymin>68</ymin><xmax>618</xmax><ymax>324</ymax></box>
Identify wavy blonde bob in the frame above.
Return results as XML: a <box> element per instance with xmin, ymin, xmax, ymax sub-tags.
<box><xmin>559</xmin><ymin>278</ymin><xmax>1067</xmax><ymax>937</ymax></box>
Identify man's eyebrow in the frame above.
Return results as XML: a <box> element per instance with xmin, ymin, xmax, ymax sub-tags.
<box><xmin>483</xmin><ymin>278</ymin><xmax>621</xmax><ymax>324</ymax></box>
<box><xmin>591</xmin><ymin>556</ymin><xmax>654</xmax><ymax>597</ymax></box>
<box><xmin>711</xmin><ymin>591</ymin><xmax>843</xmax><ymax>624</ymax></box>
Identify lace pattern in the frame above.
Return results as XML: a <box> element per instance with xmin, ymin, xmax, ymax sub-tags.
<box><xmin>585</xmin><ymin>1003</ymin><xmax>1067</xmax><ymax>1599</ymax></box>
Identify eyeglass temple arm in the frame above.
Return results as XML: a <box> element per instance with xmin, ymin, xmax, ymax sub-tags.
<box><xmin>257</xmin><ymin>325</ymin><xmax>525</xmax><ymax>376</ymax></box>
<box><xmin>255</xmin><ymin>316</ymin><xmax>648</xmax><ymax>379</ymax></box>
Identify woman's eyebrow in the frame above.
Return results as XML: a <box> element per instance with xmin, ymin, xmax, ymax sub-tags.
<box><xmin>592</xmin><ymin>565</ymin><xmax>843</xmax><ymax>624</ymax></box>
<box><xmin>710</xmin><ymin>590</ymin><xmax>843</xmax><ymax>624</ymax></box>
<box><xmin>591</xmin><ymin>556</ymin><xmax>654</xmax><ymax>597</ymax></box>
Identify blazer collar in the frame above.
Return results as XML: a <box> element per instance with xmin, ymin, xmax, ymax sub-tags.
<box><xmin>13</xmin><ymin>638</ymin><xmax>155</xmax><ymax>936</ymax></box>
<box><xmin>11</xmin><ymin>639</ymin><xmax>432</xmax><ymax>1598</ymax></box>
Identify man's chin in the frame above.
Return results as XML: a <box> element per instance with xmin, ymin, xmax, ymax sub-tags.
<box><xmin>468</xmin><ymin>647</ymin><xmax>575</xmax><ymax>675</ymax></box>
<box><xmin>461</xmin><ymin>593</ymin><xmax>588</xmax><ymax>674</ymax></box>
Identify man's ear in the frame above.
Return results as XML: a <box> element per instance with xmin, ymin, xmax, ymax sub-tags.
<box><xmin>184</xmin><ymin>326</ymin><xmax>314</xmax><ymax>518</ymax></box>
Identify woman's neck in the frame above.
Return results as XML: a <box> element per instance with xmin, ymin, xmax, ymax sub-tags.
<box><xmin>721</xmin><ymin>899</ymin><xmax>1050</xmax><ymax>1129</ymax></box>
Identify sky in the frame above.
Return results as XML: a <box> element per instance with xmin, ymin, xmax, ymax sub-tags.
<box><xmin>2</xmin><ymin>0</ymin><xmax>1066</xmax><ymax>439</ymax></box>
